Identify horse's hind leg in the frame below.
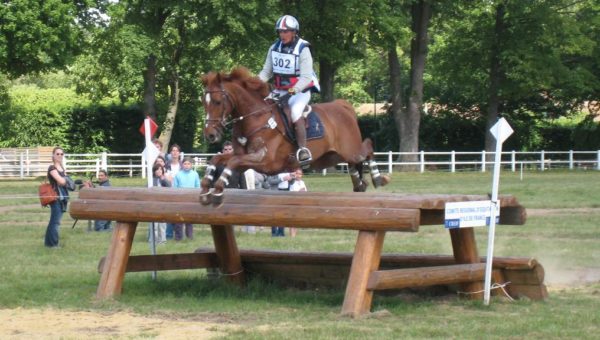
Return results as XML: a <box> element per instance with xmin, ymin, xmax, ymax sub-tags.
<box><xmin>362</xmin><ymin>138</ymin><xmax>390</xmax><ymax>188</ymax></box>
<box><xmin>349</xmin><ymin>162</ymin><xmax>368</xmax><ymax>192</ymax></box>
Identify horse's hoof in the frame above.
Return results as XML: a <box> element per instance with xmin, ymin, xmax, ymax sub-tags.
<box><xmin>354</xmin><ymin>180</ymin><xmax>369</xmax><ymax>192</ymax></box>
<box><xmin>199</xmin><ymin>191</ymin><xmax>211</xmax><ymax>205</ymax></box>
<box><xmin>211</xmin><ymin>191</ymin><xmax>224</xmax><ymax>207</ymax></box>
<box><xmin>380</xmin><ymin>174</ymin><xmax>391</xmax><ymax>186</ymax></box>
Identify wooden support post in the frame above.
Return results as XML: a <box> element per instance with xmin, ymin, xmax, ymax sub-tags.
<box><xmin>210</xmin><ymin>225</ymin><xmax>245</xmax><ymax>286</ymax></box>
<box><xmin>449</xmin><ymin>227</ymin><xmax>484</xmax><ymax>299</ymax></box>
<box><xmin>96</xmin><ymin>221</ymin><xmax>137</xmax><ymax>299</ymax></box>
<box><xmin>341</xmin><ymin>230</ymin><xmax>385</xmax><ymax>317</ymax></box>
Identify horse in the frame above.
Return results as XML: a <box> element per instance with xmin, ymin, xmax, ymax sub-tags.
<box><xmin>199</xmin><ymin>67</ymin><xmax>389</xmax><ymax>204</ymax></box>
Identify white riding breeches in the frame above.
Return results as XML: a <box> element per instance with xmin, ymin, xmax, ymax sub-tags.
<box><xmin>274</xmin><ymin>89</ymin><xmax>311</xmax><ymax>122</ymax></box>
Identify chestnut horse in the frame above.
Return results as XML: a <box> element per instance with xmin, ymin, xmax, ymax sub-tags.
<box><xmin>200</xmin><ymin>67</ymin><xmax>389</xmax><ymax>204</ymax></box>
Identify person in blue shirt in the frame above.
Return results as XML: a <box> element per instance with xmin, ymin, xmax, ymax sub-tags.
<box><xmin>173</xmin><ymin>157</ymin><xmax>200</xmax><ymax>240</ymax></box>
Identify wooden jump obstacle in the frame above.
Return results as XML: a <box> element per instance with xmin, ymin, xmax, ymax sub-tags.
<box><xmin>70</xmin><ymin>187</ymin><xmax>544</xmax><ymax>317</ymax></box>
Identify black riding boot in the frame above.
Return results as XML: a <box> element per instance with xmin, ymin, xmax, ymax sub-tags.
<box><xmin>294</xmin><ymin>118</ymin><xmax>312</xmax><ymax>167</ymax></box>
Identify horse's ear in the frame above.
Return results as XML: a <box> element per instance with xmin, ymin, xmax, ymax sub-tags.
<box><xmin>201</xmin><ymin>73</ymin><xmax>209</xmax><ymax>86</ymax></box>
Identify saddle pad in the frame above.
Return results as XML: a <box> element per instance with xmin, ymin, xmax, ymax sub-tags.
<box><xmin>306</xmin><ymin>110</ymin><xmax>325</xmax><ymax>140</ymax></box>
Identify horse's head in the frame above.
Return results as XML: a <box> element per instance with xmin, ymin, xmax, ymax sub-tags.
<box><xmin>201</xmin><ymin>72</ymin><xmax>234</xmax><ymax>144</ymax></box>
<box><xmin>201</xmin><ymin>68</ymin><xmax>271</xmax><ymax>144</ymax></box>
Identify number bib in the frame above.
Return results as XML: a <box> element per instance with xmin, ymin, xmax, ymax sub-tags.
<box><xmin>271</xmin><ymin>51</ymin><xmax>297</xmax><ymax>75</ymax></box>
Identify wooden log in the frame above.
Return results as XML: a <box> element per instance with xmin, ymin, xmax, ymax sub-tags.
<box><xmin>341</xmin><ymin>231</ymin><xmax>386</xmax><ymax>317</ymax></box>
<box><xmin>367</xmin><ymin>263</ymin><xmax>486</xmax><ymax>290</ymax></box>
<box><xmin>503</xmin><ymin>264</ymin><xmax>545</xmax><ymax>285</ymax></box>
<box><xmin>211</xmin><ymin>225</ymin><xmax>245</xmax><ymax>285</ymax></box>
<box><xmin>77</xmin><ymin>187</ymin><xmax>524</xmax><ymax>219</ymax></box>
<box><xmin>505</xmin><ymin>283</ymin><xmax>549</xmax><ymax>300</ymax></box>
<box><xmin>70</xmin><ymin>199</ymin><xmax>420</xmax><ymax>231</ymax></box>
<box><xmin>235</xmin><ymin>249</ymin><xmax>538</xmax><ymax>270</ymax></box>
<box><xmin>97</xmin><ymin>253</ymin><xmax>219</xmax><ymax>273</ymax></box>
<box><xmin>450</xmin><ymin>228</ymin><xmax>484</xmax><ymax>299</ymax></box>
<box><xmin>96</xmin><ymin>221</ymin><xmax>137</xmax><ymax>299</ymax></box>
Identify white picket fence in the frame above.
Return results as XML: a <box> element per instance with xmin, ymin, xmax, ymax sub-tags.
<box><xmin>1</xmin><ymin>149</ymin><xmax>599</xmax><ymax>179</ymax></box>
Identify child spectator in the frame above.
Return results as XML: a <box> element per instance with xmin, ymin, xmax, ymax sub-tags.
<box><xmin>173</xmin><ymin>157</ymin><xmax>200</xmax><ymax>241</ymax></box>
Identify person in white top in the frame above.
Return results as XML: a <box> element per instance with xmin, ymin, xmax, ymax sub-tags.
<box><xmin>288</xmin><ymin>168</ymin><xmax>307</xmax><ymax>237</ymax></box>
<box><xmin>258</xmin><ymin>15</ymin><xmax>320</xmax><ymax>167</ymax></box>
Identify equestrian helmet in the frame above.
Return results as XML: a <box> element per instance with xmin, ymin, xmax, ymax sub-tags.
<box><xmin>275</xmin><ymin>15</ymin><xmax>299</xmax><ymax>32</ymax></box>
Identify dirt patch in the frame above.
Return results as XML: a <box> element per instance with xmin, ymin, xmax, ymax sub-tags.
<box><xmin>0</xmin><ymin>308</ymin><xmax>237</xmax><ymax>339</ymax></box>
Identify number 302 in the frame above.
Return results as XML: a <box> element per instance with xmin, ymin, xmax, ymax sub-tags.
<box><xmin>274</xmin><ymin>58</ymin><xmax>291</xmax><ymax>68</ymax></box>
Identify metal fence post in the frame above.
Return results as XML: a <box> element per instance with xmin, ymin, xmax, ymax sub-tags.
<box><xmin>597</xmin><ymin>150</ymin><xmax>600</xmax><ymax>171</ymax></box>
<box><xmin>101</xmin><ymin>152</ymin><xmax>107</xmax><ymax>172</ymax></box>
<box><xmin>420</xmin><ymin>151</ymin><xmax>425</xmax><ymax>173</ymax></box>
<box><xmin>540</xmin><ymin>150</ymin><xmax>545</xmax><ymax>171</ymax></box>
<box><xmin>388</xmin><ymin>151</ymin><xmax>393</xmax><ymax>174</ymax></box>
<box><xmin>451</xmin><ymin>150</ymin><xmax>456</xmax><ymax>173</ymax></box>
<box><xmin>26</xmin><ymin>149</ymin><xmax>30</xmax><ymax>176</ymax></box>
<box><xmin>511</xmin><ymin>151</ymin><xmax>516</xmax><ymax>172</ymax></box>
<box><xmin>481</xmin><ymin>151</ymin><xmax>486</xmax><ymax>172</ymax></box>
<box><xmin>569</xmin><ymin>150</ymin><xmax>574</xmax><ymax>170</ymax></box>
<box><xmin>19</xmin><ymin>152</ymin><xmax>24</xmax><ymax>179</ymax></box>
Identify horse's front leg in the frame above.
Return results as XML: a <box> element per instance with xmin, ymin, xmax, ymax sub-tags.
<box><xmin>199</xmin><ymin>153</ymin><xmax>231</xmax><ymax>205</ymax></box>
<box><xmin>210</xmin><ymin>147</ymin><xmax>269</xmax><ymax>204</ymax></box>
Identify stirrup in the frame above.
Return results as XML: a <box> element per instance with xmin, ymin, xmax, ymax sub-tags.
<box><xmin>296</xmin><ymin>147</ymin><xmax>312</xmax><ymax>168</ymax></box>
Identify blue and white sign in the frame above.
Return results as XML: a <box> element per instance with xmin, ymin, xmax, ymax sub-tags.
<box><xmin>444</xmin><ymin>200</ymin><xmax>499</xmax><ymax>229</ymax></box>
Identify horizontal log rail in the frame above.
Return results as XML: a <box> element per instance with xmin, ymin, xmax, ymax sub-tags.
<box><xmin>73</xmin><ymin>187</ymin><xmax>526</xmax><ymax>227</ymax></box>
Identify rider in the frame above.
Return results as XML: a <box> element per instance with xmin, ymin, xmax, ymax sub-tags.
<box><xmin>258</xmin><ymin>15</ymin><xmax>320</xmax><ymax>166</ymax></box>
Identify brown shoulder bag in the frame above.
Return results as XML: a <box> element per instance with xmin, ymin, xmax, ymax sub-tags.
<box><xmin>39</xmin><ymin>181</ymin><xmax>58</xmax><ymax>207</ymax></box>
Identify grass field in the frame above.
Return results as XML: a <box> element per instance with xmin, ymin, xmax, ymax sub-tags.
<box><xmin>0</xmin><ymin>170</ymin><xmax>599</xmax><ymax>339</ymax></box>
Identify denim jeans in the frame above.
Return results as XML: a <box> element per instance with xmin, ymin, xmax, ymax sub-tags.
<box><xmin>271</xmin><ymin>227</ymin><xmax>285</xmax><ymax>237</ymax></box>
<box><xmin>173</xmin><ymin>223</ymin><xmax>193</xmax><ymax>241</ymax></box>
<box><xmin>44</xmin><ymin>200</ymin><xmax>63</xmax><ymax>247</ymax></box>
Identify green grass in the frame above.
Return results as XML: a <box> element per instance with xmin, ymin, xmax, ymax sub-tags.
<box><xmin>1</xmin><ymin>170</ymin><xmax>599</xmax><ymax>338</ymax></box>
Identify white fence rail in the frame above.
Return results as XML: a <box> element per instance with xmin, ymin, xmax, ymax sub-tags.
<box><xmin>1</xmin><ymin>149</ymin><xmax>599</xmax><ymax>179</ymax></box>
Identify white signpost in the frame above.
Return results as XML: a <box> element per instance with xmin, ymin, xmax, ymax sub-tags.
<box><xmin>484</xmin><ymin>117</ymin><xmax>514</xmax><ymax>305</ymax></box>
<box><xmin>443</xmin><ymin>117</ymin><xmax>513</xmax><ymax>305</ymax></box>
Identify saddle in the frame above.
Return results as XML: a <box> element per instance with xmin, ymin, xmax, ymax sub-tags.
<box><xmin>276</xmin><ymin>102</ymin><xmax>325</xmax><ymax>142</ymax></box>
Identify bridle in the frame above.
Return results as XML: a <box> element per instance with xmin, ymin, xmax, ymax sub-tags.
<box><xmin>203</xmin><ymin>84</ymin><xmax>278</xmax><ymax>131</ymax></box>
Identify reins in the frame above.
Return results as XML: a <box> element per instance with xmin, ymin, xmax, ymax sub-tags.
<box><xmin>204</xmin><ymin>85</ymin><xmax>287</xmax><ymax>141</ymax></box>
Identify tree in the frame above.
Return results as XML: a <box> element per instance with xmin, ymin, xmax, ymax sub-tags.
<box><xmin>284</xmin><ymin>0</ymin><xmax>371</xmax><ymax>102</ymax></box>
<box><xmin>428</xmin><ymin>0</ymin><xmax>600</xmax><ymax>152</ymax></box>
<box><xmin>0</xmin><ymin>0</ymin><xmax>103</xmax><ymax>77</ymax></box>
<box><xmin>368</xmin><ymin>0</ymin><xmax>433</xmax><ymax>168</ymax></box>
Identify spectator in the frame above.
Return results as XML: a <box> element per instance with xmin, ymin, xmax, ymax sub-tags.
<box><xmin>173</xmin><ymin>157</ymin><xmax>200</xmax><ymax>241</ymax></box>
<box><xmin>165</xmin><ymin>144</ymin><xmax>182</xmax><ymax>240</ymax></box>
<box><xmin>149</xmin><ymin>163</ymin><xmax>170</xmax><ymax>244</ymax></box>
<box><xmin>152</xmin><ymin>138</ymin><xmax>166</xmax><ymax>159</ymax></box>
<box><xmin>166</xmin><ymin>144</ymin><xmax>182</xmax><ymax>179</ymax></box>
<box><xmin>93</xmin><ymin>169</ymin><xmax>112</xmax><ymax>232</ymax></box>
<box><xmin>288</xmin><ymin>168</ymin><xmax>307</xmax><ymax>237</ymax></box>
<box><xmin>266</xmin><ymin>171</ymin><xmax>295</xmax><ymax>237</ymax></box>
<box><xmin>44</xmin><ymin>146</ymin><xmax>69</xmax><ymax>248</ymax></box>
<box><xmin>212</xmin><ymin>141</ymin><xmax>246</xmax><ymax>189</ymax></box>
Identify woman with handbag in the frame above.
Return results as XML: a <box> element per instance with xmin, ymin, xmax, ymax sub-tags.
<box><xmin>44</xmin><ymin>146</ymin><xmax>69</xmax><ymax>248</ymax></box>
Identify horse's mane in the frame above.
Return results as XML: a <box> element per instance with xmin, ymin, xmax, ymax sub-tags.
<box><xmin>202</xmin><ymin>67</ymin><xmax>270</xmax><ymax>98</ymax></box>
